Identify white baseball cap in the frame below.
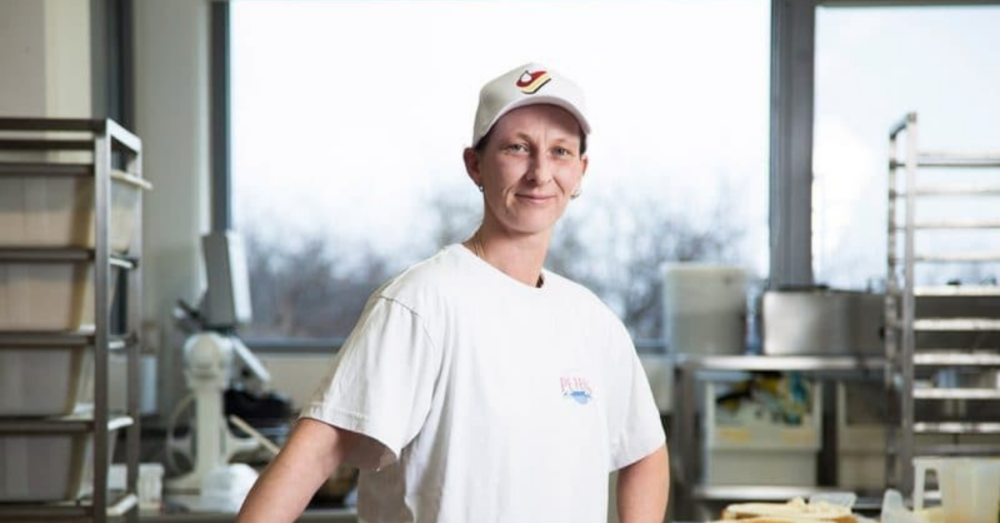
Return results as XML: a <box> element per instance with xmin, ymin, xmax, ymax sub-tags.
<box><xmin>472</xmin><ymin>62</ymin><xmax>591</xmax><ymax>147</ymax></box>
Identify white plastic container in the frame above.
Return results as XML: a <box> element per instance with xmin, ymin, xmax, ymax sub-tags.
<box><xmin>914</xmin><ymin>457</ymin><xmax>1000</xmax><ymax>523</ymax></box>
<box><xmin>109</xmin><ymin>462</ymin><xmax>164</xmax><ymax>511</ymax></box>
<box><xmin>0</xmin><ymin>262</ymin><xmax>118</xmax><ymax>331</ymax></box>
<box><xmin>0</xmin><ymin>170</ymin><xmax>151</xmax><ymax>253</ymax></box>
<box><xmin>0</xmin><ymin>419</ymin><xmax>124</xmax><ymax>502</ymax></box>
<box><xmin>0</xmin><ymin>346</ymin><xmax>93</xmax><ymax>416</ymax></box>
<box><xmin>663</xmin><ymin>264</ymin><xmax>746</xmax><ymax>354</ymax></box>
<box><xmin>703</xmin><ymin>380</ymin><xmax>821</xmax><ymax>485</ymax></box>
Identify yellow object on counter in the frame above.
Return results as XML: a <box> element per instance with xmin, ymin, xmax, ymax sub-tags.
<box><xmin>914</xmin><ymin>507</ymin><xmax>944</xmax><ymax>523</ymax></box>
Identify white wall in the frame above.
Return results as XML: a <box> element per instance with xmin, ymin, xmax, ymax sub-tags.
<box><xmin>0</xmin><ymin>0</ymin><xmax>91</xmax><ymax>117</ymax></box>
<box><xmin>133</xmin><ymin>0</ymin><xmax>212</xmax><ymax>420</ymax></box>
<box><xmin>44</xmin><ymin>0</ymin><xmax>91</xmax><ymax>117</ymax></box>
<box><xmin>0</xmin><ymin>1</ymin><xmax>47</xmax><ymax>116</ymax></box>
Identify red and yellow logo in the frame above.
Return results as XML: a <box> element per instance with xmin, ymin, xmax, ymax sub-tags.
<box><xmin>516</xmin><ymin>69</ymin><xmax>552</xmax><ymax>94</ymax></box>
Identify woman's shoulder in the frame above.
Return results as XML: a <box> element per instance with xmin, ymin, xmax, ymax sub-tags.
<box><xmin>376</xmin><ymin>245</ymin><xmax>469</xmax><ymax>308</ymax></box>
<box><xmin>544</xmin><ymin>271</ymin><xmax>622</xmax><ymax>323</ymax></box>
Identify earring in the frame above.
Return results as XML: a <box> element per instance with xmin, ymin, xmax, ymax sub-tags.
<box><xmin>571</xmin><ymin>187</ymin><xmax>582</xmax><ymax>199</ymax></box>
<box><xmin>478</xmin><ymin>185</ymin><xmax>484</xmax><ymax>193</ymax></box>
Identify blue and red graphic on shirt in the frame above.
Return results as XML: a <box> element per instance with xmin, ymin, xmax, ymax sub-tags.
<box><xmin>560</xmin><ymin>376</ymin><xmax>593</xmax><ymax>405</ymax></box>
<box><xmin>516</xmin><ymin>69</ymin><xmax>552</xmax><ymax>94</ymax></box>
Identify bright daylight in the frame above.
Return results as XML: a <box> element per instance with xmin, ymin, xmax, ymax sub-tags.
<box><xmin>231</xmin><ymin>0</ymin><xmax>771</xmax><ymax>341</ymax></box>
<box><xmin>2</xmin><ymin>2</ymin><xmax>999</xmax><ymax>523</ymax></box>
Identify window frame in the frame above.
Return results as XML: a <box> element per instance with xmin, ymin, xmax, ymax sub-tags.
<box><xmin>215</xmin><ymin>0</ymin><xmax>995</xmax><ymax>350</ymax></box>
<box><xmin>769</xmin><ymin>0</ymin><xmax>1000</xmax><ymax>289</ymax></box>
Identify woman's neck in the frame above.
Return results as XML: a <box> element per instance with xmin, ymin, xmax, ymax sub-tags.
<box><xmin>463</xmin><ymin>227</ymin><xmax>550</xmax><ymax>287</ymax></box>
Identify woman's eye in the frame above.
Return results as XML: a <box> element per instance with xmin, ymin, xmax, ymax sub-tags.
<box><xmin>506</xmin><ymin>143</ymin><xmax>529</xmax><ymax>153</ymax></box>
<box><xmin>553</xmin><ymin>147</ymin><xmax>573</xmax><ymax>157</ymax></box>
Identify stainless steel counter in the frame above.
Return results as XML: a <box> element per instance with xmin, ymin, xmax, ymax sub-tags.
<box><xmin>136</xmin><ymin>495</ymin><xmax>357</xmax><ymax>523</ymax></box>
<box><xmin>671</xmin><ymin>354</ymin><xmax>887</xmax><ymax>519</ymax></box>
<box><xmin>139</xmin><ymin>507</ymin><xmax>356</xmax><ymax>523</ymax></box>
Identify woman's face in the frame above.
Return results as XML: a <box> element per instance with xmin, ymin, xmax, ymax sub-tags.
<box><xmin>465</xmin><ymin>104</ymin><xmax>588</xmax><ymax>239</ymax></box>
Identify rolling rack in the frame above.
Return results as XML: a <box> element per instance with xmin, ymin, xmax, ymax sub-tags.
<box><xmin>885</xmin><ymin>112</ymin><xmax>1000</xmax><ymax>496</ymax></box>
<box><xmin>0</xmin><ymin>118</ymin><xmax>146</xmax><ymax>522</ymax></box>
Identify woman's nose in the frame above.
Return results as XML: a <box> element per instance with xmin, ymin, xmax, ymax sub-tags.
<box><xmin>526</xmin><ymin>153</ymin><xmax>554</xmax><ymax>185</ymax></box>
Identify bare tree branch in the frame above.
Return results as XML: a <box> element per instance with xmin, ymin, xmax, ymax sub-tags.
<box><xmin>242</xmin><ymin>185</ymin><xmax>745</xmax><ymax>342</ymax></box>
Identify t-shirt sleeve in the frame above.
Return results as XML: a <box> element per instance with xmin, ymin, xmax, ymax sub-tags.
<box><xmin>608</xmin><ymin>323</ymin><xmax>666</xmax><ymax>471</ymax></box>
<box><xmin>300</xmin><ymin>296</ymin><xmax>441</xmax><ymax>470</ymax></box>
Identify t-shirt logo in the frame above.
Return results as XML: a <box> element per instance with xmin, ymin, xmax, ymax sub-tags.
<box><xmin>516</xmin><ymin>69</ymin><xmax>552</xmax><ymax>94</ymax></box>
<box><xmin>560</xmin><ymin>376</ymin><xmax>593</xmax><ymax>405</ymax></box>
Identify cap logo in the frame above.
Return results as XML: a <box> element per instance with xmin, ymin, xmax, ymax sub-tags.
<box><xmin>515</xmin><ymin>69</ymin><xmax>552</xmax><ymax>94</ymax></box>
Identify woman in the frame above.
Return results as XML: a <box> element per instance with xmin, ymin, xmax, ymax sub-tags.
<box><xmin>236</xmin><ymin>63</ymin><xmax>669</xmax><ymax>523</ymax></box>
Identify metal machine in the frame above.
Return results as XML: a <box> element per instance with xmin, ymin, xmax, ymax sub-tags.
<box><xmin>167</xmin><ymin>231</ymin><xmax>271</xmax><ymax>504</ymax></box>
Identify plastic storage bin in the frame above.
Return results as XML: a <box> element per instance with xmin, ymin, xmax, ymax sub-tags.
<box><xmin>0</xmin><ymin>418</ymin><xmax>125</xmax><ymax>502</ymax></box>
<box><xmin>0</xmin><ymin>170</ymin><xmax>151</xmax><ymax>253</ymax></box>
<box><xmin>703</xmin><ymin>380</ymin><xmax>821</xmax><ymax>485</ymax></box>
<box><xmin>0</xmin><ymin>263</ymin><xmax>118</xmax><ymax>331</ymax></box>
<box><xmin>0</xmin><ymin>346</ymin><xmax>93</xmax><ymax>416</ymax></box>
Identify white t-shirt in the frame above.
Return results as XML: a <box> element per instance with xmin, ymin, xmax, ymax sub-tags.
<box><xmin>302</xmin><ymin>244</ymin><xmax>665</xmax><ymax>523</ymax></box>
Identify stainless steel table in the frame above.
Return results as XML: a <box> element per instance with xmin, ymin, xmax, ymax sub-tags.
<box><xmin>135</xmin><ymin>495</ymin><xmax>357</xmax><ymax>523</ymax></box>
<box><xmin>671</xmin><ymin>354</ymin><xmax>886</xmax><ymax>519</ymax></box>
<box><xmin>141</xmin><ymin>508</ymin><xmax>356</xmax><ymax>523</ymax></box>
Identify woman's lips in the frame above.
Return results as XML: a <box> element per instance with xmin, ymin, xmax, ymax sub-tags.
<box><xmin>517</xmin><ymin>194</ymin><xmax>555</xmax><ymax>203</ymax></box>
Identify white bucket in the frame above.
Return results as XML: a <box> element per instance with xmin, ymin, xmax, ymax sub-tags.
<box><xmin>914</xmin><ymin>457</ymin><xmax>1000</xmax><ymax>523</ymax></box>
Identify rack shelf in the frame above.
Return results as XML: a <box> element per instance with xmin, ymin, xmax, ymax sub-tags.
<box><xmin>0</xmin><ymin>493</ymin><xmax>139</xmax><ymax>522</ymax></box>
<box><xmin>917</xmin><ymin>443</ymin><xmax>1000</xmax><ymax>455</ymax></box>
<box><xmin>0</xmin><ymin>118</ymin><xmax>146</xmax><ymax>523</ymax></box>
<box><xmin>675</xmin><ymin>354</ymin><xmax>886</xmax><ymax>372</ymax></box>
<box><xmin>913</xmin><ymin>352</ymin><xmax>1000</xmax><ymax>366</ymax></box>
<box><xmin>0</xmin><ymin>332</ymin><xmax>134</xmax><ymax>349</ymax></box>
<box><xmin>0</xmin><ymin>161</ymin><xmax>93</xmax><ymax>177</ymax></box>
<box><xmin>912</xmin><ymin>286</ymin><xmax>1000</xmax><ymax>297</ymax></box>
<box><xmin>913</xmin><ymin>422</ymin><xmax>1000</xmax><ymax>434</ymax></box>
<box><xmin>884</xmin><ymin>111</ymin><xmax>1000</xmax><ymax>496</ymax></box>
<box><xmin>912</xmin><ymin>388</ymin><xmax>1000</xmax><ymax>400</ymax></box>
<box><xmin>0</xmin><ymin>247</ymin><xmax>138</xmax><ymax>269</ymax></box>
<box><xmin>912</xmin><ymin>318</ymin><xmax>1000</xmax><ymax>331</ymax></box>
<box><xmin>0</xmin><ymin>415</ymin><xmax>132</xmax><ymax>434</ymax></box>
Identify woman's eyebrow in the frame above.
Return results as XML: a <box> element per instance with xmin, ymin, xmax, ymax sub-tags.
<box><xmin>510</xmin><ymin>132</ymin><xmax>576</xmax><ymax>142</ymax></box>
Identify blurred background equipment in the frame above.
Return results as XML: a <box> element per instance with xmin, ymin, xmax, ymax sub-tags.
<box><xmin>663</xmin><ymin>264</ymin><xmax>748</xmax><ymax>355</ymax></box>
<box><xmin>762</xmin><ymin>287</ymin><xmax>883</xmax><ymax>356</ymax></box>
<box><xmin>166</xmin><ymin>231</ymin><xmax>273</xmax><ymax>510</ymax></box>
<box><xmin>704</xmin><ymin>373</ymin><xmax>821</xmax><ymax>487</ymax></box>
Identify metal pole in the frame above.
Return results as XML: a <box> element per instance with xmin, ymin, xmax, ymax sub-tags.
<box><xmin>123</xmin><ymin>126</ymin><xmax>142</xmax><ymax>523</ymax></box>
<box><xmin>885</xmin><ymin>124</ymin><xmax>900</xmax><ymax>489</ymax></box>
<box><xmin>901</xmin><ymin>112</ymin><xmax>918</xmax><ymax>496</ymax></box>
<box><xmin>769</xmin><ymin>0</ymin><xmax>817</xmax><ymax>288</ymax></box>
<box><xmin>210</xmin><ymin>0</ymin><xmax>232</xmax><ymax>232</ymax></box>
<box><xmin>93</xmin><ymin>122</ymin><xmax>113</xmax><ymax>523</ymax></box>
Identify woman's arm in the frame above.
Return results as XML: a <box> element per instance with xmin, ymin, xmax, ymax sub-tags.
<box><xmin>616</xmin><ymin>444</ymin><xmax>670</xmax><ymax>523</ymax></box>
<box><xmin>235</xmin><ymin>418</ymin><xmax>361</xmax><ymax>523</ymax></box>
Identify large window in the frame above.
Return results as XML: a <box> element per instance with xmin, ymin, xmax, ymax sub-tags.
<box><xmin>813</xmin><ymin>5</ymin><xmax>1000</xmax><ymax>289</ymax></box>
<box><xmin>231</xmin><ymin>0</ymin><xmax>770</xmax><ymax>342</ymax></box>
